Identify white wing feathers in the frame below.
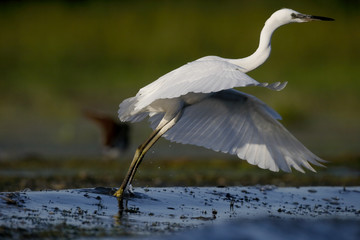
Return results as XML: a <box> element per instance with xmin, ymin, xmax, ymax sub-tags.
<box><xmin>149</xmin><ymin>89</ymin><xmax>325</xmax><ymax>173</ymax></box>
<box><xmin>133</xmin><ymin>56</ymin><xmax>287</xmax><ymax>111</ymax></box>
<box><xmin>118</xmin><ymin>56</ymin><xmax>323</xmax><ymax>173</ymax></box>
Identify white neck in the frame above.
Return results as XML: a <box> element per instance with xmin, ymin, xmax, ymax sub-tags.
<box><xmin>228</xmin><ymin>17</ymin><xmax>284</xmax><ymax>73</ymax></box>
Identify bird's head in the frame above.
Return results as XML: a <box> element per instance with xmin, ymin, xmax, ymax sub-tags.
<box><xmin>268</xmin><ymin>8</ymin><xmax>334</xmax><ymax>26</ymax></box>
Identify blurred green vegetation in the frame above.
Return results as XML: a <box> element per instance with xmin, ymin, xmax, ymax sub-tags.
<box><xmin>0</xmin><ymin>0</ymin><xmax>359</xmax><ymax>158</ymax></box>
<box><xmin>0</xmin><ymin>154</ymin><xmax>358</xmax><ymax>192</ymax></box>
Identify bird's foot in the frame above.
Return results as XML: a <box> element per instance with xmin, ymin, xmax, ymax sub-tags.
<box><xmin>113</xmin><ymin>188</ymin><xmax>124</xmax><ymax>198</ymax></box>
<box><xmin>113</xmin><ymin>184</ymin><xmax>134</xmax><ymax>198</ymax></box>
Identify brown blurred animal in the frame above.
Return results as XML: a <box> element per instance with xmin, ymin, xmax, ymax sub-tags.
<box><xmin>84</xmin><ymin>110</ymin><xmax>130</xmax><ymax>158</ymax></box>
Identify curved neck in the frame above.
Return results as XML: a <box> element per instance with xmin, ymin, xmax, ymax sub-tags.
<box><xmin>229</xmin><ymin>18</ymin><xmax>282</xmax><ymax>73</ymax></box>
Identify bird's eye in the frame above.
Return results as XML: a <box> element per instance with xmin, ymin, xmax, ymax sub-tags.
<box><xmin>291</xmin><ymin>13</ymin><xmax>297</xmax><ymax>19</ymax></box>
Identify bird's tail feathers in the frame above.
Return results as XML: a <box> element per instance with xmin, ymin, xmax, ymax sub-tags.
<box><xmin>118</xmin><ymin>97</ymin><xmax>148</xmax><ymax>123</ymax></box>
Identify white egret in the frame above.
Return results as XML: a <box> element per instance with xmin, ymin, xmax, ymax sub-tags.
<box><xmin>114</xmin><ymin>8</ymin><xmax>334</xmax><ymax>199</ymax></box>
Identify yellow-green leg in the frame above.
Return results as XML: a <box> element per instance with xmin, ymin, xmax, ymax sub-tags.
<box><xmin>113</xmin><ymin>116</ymin><xmax>178</xmax><ymax>200</ymax></box>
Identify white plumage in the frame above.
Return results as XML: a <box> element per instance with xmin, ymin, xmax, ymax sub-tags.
<box><xmin>114</xmin><ymin>8</ymin><xmax>333</xmax><ymax>199</ymax></box>
<box><xmin>148</xmin><ymin>90</ymin><xmax>323</xmax><ymax>173</ymax></box>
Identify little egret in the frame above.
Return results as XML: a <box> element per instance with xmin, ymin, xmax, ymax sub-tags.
<box><xmin>114</xmin><ymin>8</ymin><xmax>334</xmax><ymax>199</ymax></box>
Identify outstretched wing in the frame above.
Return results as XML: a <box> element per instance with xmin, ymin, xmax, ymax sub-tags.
<box><xmin>133</xmin><ymin>56</ymin><xmax>287</xmax><ymax>111</ymax></box>
<box><xmin>149</xmin><ymin>89</ymin><xmax>325</xmax><ymax>173</ymax></box>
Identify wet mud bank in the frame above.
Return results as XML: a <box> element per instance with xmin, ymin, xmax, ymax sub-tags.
<box><xmin>1</xmin><ymin>186</ymin><xmax>359</xmax><ymax>239</ymax></box>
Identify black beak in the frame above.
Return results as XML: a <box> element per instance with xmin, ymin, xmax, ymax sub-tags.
<box><xmin>307</xmin><ymin>15</ymin><xmax>334</xmax><ymax>21</ymax></box>
<box><xmin>292</xmin><ymin>13</ymin><xmax>334</xmax><ymax>22</ymax></box>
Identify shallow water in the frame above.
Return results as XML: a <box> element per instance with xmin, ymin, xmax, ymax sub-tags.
<box><xmin>0</xmin><ymin>186</ymin><xmax>359</xmax><ymax>239</ymax></box>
